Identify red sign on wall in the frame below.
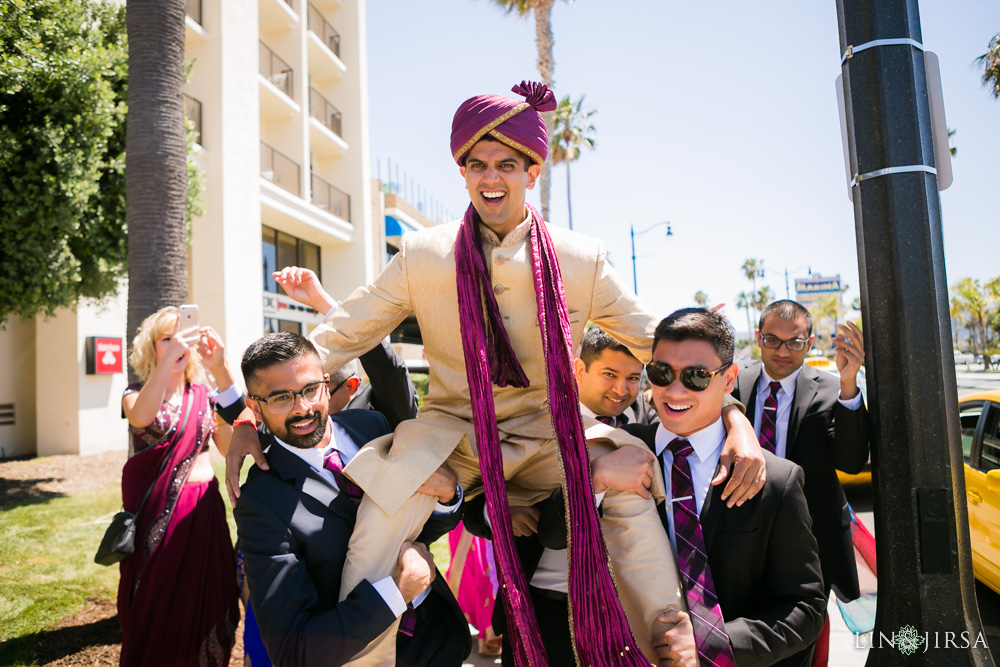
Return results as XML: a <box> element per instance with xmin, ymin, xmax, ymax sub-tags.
<box><xmin>86</xmin><ymin>337</ymin><xmax>124</xmax><ymax>374</ymax></box>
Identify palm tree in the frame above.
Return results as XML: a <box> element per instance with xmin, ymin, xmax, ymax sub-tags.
<box><xmin>753</xmin><ymin>286</ymin><xmax>775</xmax><ymax>318</ymax></box>
<box><xmin>809</xmin><ymin>293</ymin><xmax>845</xmax><ymax>352</ymax></box>
<box><xmin>741</xmin><ymin>258</ymin><xmax>763</xmax><ymax>292</ymax></box>
<box><xmin>737</xmin><ymin>291</ymin><xmax>755</xmax><ymax>342</ymax></box>
<box><xmin>550</xmin><ymin>94</ymin><xmax>596</xmax><ymax>230</ymax></box>
<box><xmin>125</xmin><ymin>0</ymin><xmax>190</xmax><ymax>369</ymax></box>
<box><xmin>490</xmin><ymin>0</ymin><xmax>565</xmax><ymax>221</ymax></box>
<box><xmin>951</xmin><ymin>277</ymin><xmax>994</xmax><ymax>369</ymax></box>
<box><xmin>693</xmin><ymin>291</ymin><xmax>709</xmax><ymax>307</ymax></box>
<box><xmin>977</xmin><ymin>33</ymin><xmax>1000</xmax><ymax>100</ymax></box>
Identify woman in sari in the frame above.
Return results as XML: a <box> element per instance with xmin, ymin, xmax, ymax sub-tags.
<box><xmin>447</xmin><ymin>523</ymin><xmax>502</xmax><ymax>657</ymax></box>
<box><xmin>119</xmin><ymin>307</ymin><xmax>240</xmax><ymax>667</ymax></box>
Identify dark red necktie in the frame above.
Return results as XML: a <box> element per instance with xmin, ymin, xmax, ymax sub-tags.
<box><xmin>322</xmin><ymin>448</ymin><xmax>363</xmax><ymax>506</ymax></box>
<box><xmin>759</xmin><ymin>381</ymin><xmax>782</xmax><ymax>454</ymax></box>
<box><xmin>668</xmin><ymin>438</ymin><xmax>736</xmax><ymax>667</ymax></box>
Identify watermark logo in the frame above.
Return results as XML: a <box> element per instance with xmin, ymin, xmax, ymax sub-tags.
<box><xmin>895</xmin><ymin>625</ymin><xmax>926</xmax><ymax>655</ymax></box>
<box><xmin>855</xmin><ymin>625</ymin><xmax>988</xmax><ymax>653</ymax></box>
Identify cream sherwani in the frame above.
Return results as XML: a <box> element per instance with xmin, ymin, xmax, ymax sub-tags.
<box><xmin>310</xmin><ymin>215</ymin><xmax>682</xmax><ymax>665</ymax></box>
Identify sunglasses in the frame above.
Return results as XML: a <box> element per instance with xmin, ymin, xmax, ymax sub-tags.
<box><xmin>646</xmin><ymin>362</ymin><xmax>732</xmax><ymax>392</ymax></box>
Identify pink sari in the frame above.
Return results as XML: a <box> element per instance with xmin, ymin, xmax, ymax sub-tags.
<box><xmin>117</xmin><ymin>383</ymin><xmax>238</xmax><ymax>667</ymax></box>
<box><xmin>447</xmin><ymin>522</ymin><xmax>499</xmax><ymax>634</ymax></box>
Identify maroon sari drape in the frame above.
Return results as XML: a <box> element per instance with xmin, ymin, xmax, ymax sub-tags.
<box><xmin>117</xmin><ymin>383</ymin><xmax>238</xmax><ymax>667</ymax></box>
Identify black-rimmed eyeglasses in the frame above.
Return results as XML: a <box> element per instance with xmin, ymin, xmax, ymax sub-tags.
<box><xmin>759</xmin><ymin>335</ymin><xmax>810</xmax><ymax>352</ymax></box>
<box><xmin>250</xmin><ymin>380</ymin><xmax>328</xmax><ymax>414</ymax></box>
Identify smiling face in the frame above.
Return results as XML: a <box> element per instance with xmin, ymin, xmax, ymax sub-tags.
<box><xmin>650</xmin><ymin>338</ymin><xmax>738</xmax><ymax>437</ymax></box>
<box><xmin>574</xmin><ymin>349</ymin><xmax>643</xmax><ymax>418</ymax></box>
<box><xmin>246</xmin><ymin>354</ymin><xmax>331</xmax><ymax>449</ymax></box>
<box><xmin>757</xmin><ymin>314</ymin><xmax>813</xmax><ymax>380</ymax></box>
<box><xmin>460</xmin><ymin>140</ymin><xmax>540</xmax><ymax>240</ymax></box>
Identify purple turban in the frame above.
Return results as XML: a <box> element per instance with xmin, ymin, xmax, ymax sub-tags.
<box><xmin>451</xmin><ymin>80</ymin><xmax>557</xmax><ymax>166</ymax></box>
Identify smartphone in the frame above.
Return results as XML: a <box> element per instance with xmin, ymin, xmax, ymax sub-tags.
<box><xmin>179</xmin><ymin>304</ymin><xmax>199</xmax><ymax>330</ymax></box>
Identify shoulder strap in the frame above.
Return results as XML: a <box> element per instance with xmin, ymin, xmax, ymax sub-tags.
<box><xmin>133</xmin><ymin>385</ymin><xmax>194</xmax><ymax>517</ymax></box>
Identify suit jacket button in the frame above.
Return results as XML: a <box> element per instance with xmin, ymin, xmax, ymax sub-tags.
<box><xmin>495</xmin><ymin>255</ymin><xmax>506</xmax><ymax>265</ymax></box>
<box><xmin>493</xmin><ymin>284</ymin><xmax>505</xmax><ymax>296</ymax></box>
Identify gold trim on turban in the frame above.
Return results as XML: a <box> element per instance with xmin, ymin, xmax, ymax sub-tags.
<box><xmin>486</xmin><ymin>129</ymin><xmax>544</xmax><ymax>166</ymax></box>
<box><xmin>452</xmin><ymin>102</ymin><xmax>533</xmax><ymax>164</ymax></box>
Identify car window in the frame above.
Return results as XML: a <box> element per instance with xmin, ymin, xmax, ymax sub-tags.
<box><xmin>982</xmin><ymin>405</ymin><xmax>1000</xmax><ymax>472</ymax></box>
<box><xmin>960</xmin><ymin>403</ymin><xmax>984</xmax><ymax>462</ymax></box>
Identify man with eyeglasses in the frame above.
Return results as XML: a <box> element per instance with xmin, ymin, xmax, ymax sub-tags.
<box><xmin>730</xmin><ymin>299</ymin><xmax>869</xmax><ymax>667</ymax></box>
<box><xmin>232</xmin><ymin>332</ymin><xmax>470</xmax><ymax>666</ymax></box>
<box><xmin>628</xmin><ymin>308</ymin><xmax>826</xmax><ymax>667</ymax></box>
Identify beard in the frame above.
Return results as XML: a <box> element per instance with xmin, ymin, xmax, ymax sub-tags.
<box><xmin>273</xmin><ymin>409</ymin><xmax>328</xmax><ymax>449</ymax></box>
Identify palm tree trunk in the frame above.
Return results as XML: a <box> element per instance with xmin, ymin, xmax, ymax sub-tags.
<box><xmin>565</xmin><ymin>158</ymin><xmax>573</xmax><ymax>230</ymax></box>
<box><xmin>532</xmin><ymin>0</ymin><xmax>555</xmax><ymax>221</ymax></box>
<box><xmin>125</xmin><ymin>0</ymin><xmax>189</xmax><ymax>375</ymax></box>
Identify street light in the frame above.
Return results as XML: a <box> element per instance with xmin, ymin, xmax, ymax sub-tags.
<box><xmin>630</xmin><ymin>221</ymin><xmax>673</xmax><ymax>294</ymax></box>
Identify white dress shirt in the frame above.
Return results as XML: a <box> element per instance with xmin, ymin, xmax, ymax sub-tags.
<box><xmin>752</xmin><ymin>366</ymin><xmax>863</xmax><ymax>459</ymax></box>
<box><xmin>655</xmin><ymin>417</ymin><xmax>726</xmax><ymax>551</ymax></box>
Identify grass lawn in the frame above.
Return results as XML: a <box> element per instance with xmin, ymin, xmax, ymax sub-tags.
<box><xmin>0</xmin><ymin>458</ymin><xmax>452</xmax><ymax>665</ymax></box>
<box><xmin>0</xmin><ymin>482</ymin><xmax>122</xmax><ymax>662</ymax></box>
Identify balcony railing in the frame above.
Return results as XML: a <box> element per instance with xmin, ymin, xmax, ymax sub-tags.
<box><xmin>307</xmin><ymin>3</ymin><xmax>341</xmax><ymax>58</ymax></box>
<box><xmin>261</xmin><ymin>142</ymin><xmax>300</xmax><ymax>196</ymax></box>
<box><xmin>186</xmin><ymin>0</ymin><xmax>202</xmax><ymax>25</ymax></box>
<box><xmin>183</xmin><ymin>93</ymin><xmax>202</xmax><ymax>146</ymax></box>
<box><xmin>259</xmin><ymin>41</ymin><xmax>294</xmax><ymax>98</ymax></box>
<box><xmin>311</xmin><ymin>172</ymin><xmax>350</xmax><ymax>221</ymax></box>
<box><xmin>309</xmin><ymin>87</ymin><xmax>343</xmax><ymax>137</ymax></box>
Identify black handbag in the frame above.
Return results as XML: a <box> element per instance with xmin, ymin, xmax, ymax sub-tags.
<box><xmin>95</xmin><ymin>389</ymin><xmax>192</xmax><ymax>566</ymax></box>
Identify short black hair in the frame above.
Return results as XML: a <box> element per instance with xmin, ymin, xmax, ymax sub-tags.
<box><xmin>461</xmin><ymin>135</ymin><xmax>531</xmax><ymax>172</ymax></box>
<box><xmin>580</xmin><ymin>325</ymin><xmax>637</xmax><ymax>369</ymax></box>
<box><xmin>758</xmin><ymin>299</ymin><xmax>813</xmax><ymax>336</ymax></box>
<box><xmin>653</xmin><ymin>308</ymin><xmax>735</xmax><ymax>366</ymax></box>
<box><xmin>241</xmin><ymin>332</ymin><xmax>321</xmax><ymax>393</ymax></box>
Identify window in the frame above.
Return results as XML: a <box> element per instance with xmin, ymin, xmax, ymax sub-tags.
<box><xmin>982</xmin><ymin>404</ymin><xmax>1000</xmax><ymax>472</ymax></box>
<box><xmin>262</xmin><ymin>225</ymin><xmax>321</xmax><ymax>293</ymax></box>
<box><xmin>264</xmin><ymin>318</ymin><xmax>302</xmax><ymax>335</ymax></box>
<box><xmin>961</xmin><ymin>403</ymin><xmax>983</xmax><ymax>462</ymax></box>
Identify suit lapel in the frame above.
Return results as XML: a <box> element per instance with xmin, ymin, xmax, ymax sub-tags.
<box><xmin>786</xmin><ymin>365</ymin><xmax>819</xmax><ymax>459</ymax></box>
<box><xmin>741</xmin><ymin>362</ymin><xmax>763</xmax><ymax>424</ymax></box>
<box><xmin>265</xmin><ymin>435</ymin><xmax>355</xmax><ymax>521</ymax></box>
<box><xmin>699</xmin><ymin>469</ymin><xmax>726</xmax><ymax>553</ymax></box>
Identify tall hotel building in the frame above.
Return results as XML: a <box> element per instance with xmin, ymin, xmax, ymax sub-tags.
<box><xmin>0</xmin><ymin>0</ymin><xmax>382</xmax><ymax>458</ymax></box>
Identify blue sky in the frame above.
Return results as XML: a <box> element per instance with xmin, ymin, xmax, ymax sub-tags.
<box><xmin>367</xmin><ymin>1</ymin><xmax>999</xmax><ymax>335</ymax></box>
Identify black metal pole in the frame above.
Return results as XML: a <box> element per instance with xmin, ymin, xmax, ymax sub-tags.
<box><xmin>836</xmin><ymin>1</ymin><xmax>991</xmax><ymax>664</ymax></box>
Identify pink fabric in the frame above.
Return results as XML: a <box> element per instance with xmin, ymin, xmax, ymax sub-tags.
<box><xmin>450</xmin><ymin>80</ymin><xmax>556</xmax><ymax>166</ymax></box>
<box><xmin>447</xmin><ymin>524</ymin><xmax>499</xmax><ymax>633</ymax></box>
<box><xmin>454</xmin><ymin>201</ymin><xmax>646</xmax><ymax>667</ymax></box>
<box><xmin>117</xmin><ymin>383</ymin><xmax>238</xmax><ymax>667</ymax></box>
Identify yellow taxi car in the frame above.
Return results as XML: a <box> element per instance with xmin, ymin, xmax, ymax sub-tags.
<box><xmin>960</xmin><ymin>391</ymin><xmax>1000</xmax><ymax>594</ymax></box>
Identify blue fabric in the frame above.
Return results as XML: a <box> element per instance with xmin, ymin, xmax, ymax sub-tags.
<box><xmin>244</xmin><ymin>601</ymin><xmax>273</xmax><ymax>667</ymax></box>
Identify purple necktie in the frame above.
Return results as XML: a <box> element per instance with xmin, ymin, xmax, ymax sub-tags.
<box><xmin>597</xmin><ymin>414</ymin><xmax>615</xmax><ymax>426</ymax></box>
<box><xmin>668</xmin><ymin>438</ymin><xmax>736</xmax><ymax>667</ymax></box>
<box><xmin>759</xmin><ymin>381</ymin><xmax>782</xmax><ymax>454</ymax></box>
<box><xmin>322</xmin><ymin>448</ymin><xmax>363</xmax><ymax>506</ymax></box>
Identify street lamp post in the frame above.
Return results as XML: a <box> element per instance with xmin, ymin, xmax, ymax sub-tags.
<box><xmin>630</xmin><ymin>220</ymin><xmax>673</xmax><ymax>294</ymax></box>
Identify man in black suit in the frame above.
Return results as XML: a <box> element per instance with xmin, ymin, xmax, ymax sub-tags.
<box><xmin>233</xmin><ymin>332</ymin><xmax>470</xmax><ymax>666</ymax></box>
<box><xmin>730</xmin><ymin>300</ymin><xmax>869</xmax><ymax>666</ymax></box>
<box><xmin>639</xmin><ymin>308</ymin><xmax>825</xmax><ymax>667</ymax></box>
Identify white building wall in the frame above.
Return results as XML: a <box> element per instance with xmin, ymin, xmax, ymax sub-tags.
<box><xmin>0</xmin><ymin>317</ymin><xmax>37</xmax><ymax>458</ymax></box>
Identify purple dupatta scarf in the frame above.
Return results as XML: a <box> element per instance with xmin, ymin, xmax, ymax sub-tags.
<box><xmin>455</xmin><ymin>204</ymin><xmax>646</xmax><ymax>667</ymax></box>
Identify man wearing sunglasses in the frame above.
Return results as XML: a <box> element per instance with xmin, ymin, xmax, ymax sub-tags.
<box><xmin>233</xmin><ymin>332</ymin><xmax>469</xmax><ymax>666</ymax></box>
<box><xmin>729</xmin><ymin>300</ymin><xmax>869</xmax><ymax>667</ymax></box>
<box><xmin>630</xmin><ymin>308</ymin><xmax>826</xmax><ymax>667</ymax></box>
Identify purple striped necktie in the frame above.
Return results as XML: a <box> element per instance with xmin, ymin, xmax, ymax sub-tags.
<box><xmin>759</xmin><ymin>380</ymin><xmax>782</xmax><ymax>454</ymax></box>
<box><xmin>597</xmin><ymin>414</ymin><xmax>615</xmax><ymax>426</ymax></box>
<box><xmin>322</xmin><ymin>448</ymin><xmax>362</xmax><ymax>506</ymax></box>
<box><xmin>668</xmin><ymin>438</ymin><xmax>736</xmax><ymax>667</ymax></box>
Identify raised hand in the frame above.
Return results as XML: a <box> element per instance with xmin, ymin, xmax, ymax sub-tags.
<box><xmin>272</xmin><ymin>266</ymin><xmax>337</xmax><ymax>314</ymax></box>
